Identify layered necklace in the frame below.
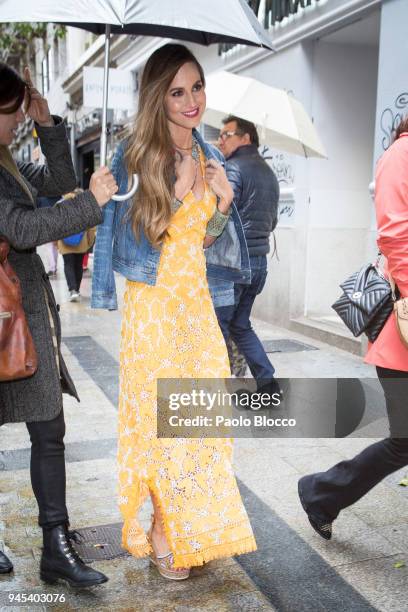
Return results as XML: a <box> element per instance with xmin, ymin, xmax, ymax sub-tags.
<box><xmin>173</xmin><ymin>136</ymin><xmax>200</xmax><ymax>162</ymax></box>
<box><xmin>172</xmin><ymin>136</ymin><xmax>200</xmax><ymax>212</ymax></box>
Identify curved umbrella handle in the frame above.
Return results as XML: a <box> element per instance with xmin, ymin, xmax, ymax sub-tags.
<box><xmin>112</xmin><ymin>174</ymin><xmax>139</xmax><ymax>202</ymax></box>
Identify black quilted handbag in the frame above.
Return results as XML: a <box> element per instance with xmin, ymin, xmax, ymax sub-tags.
<box><xmin>332</xmin><ymin>263</ymin><xmax>394</xmax><ymax>342</ymax></box>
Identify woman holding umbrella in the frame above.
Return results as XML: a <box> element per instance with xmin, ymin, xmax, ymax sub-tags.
<box><xmin>0</xmin><ymin>63</ymin><xmax>118</xmax><ymax>586</ymax></box>
<box><xmin>92</xmin><ymin>44</ymin><xmax>257</xmax><ymax>579</ymax></box>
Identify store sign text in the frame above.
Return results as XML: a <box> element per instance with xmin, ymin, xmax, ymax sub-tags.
<box><xmin>83</xmin><ymin>67</ymin><xmax>135</xmax><ymax>111</ymax></box>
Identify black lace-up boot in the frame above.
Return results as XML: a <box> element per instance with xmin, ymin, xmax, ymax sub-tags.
<box><xmin>40</xmin><ymin>524</ymin><xmax>108</xmax><ymax>587</ymax></box>
<box><xmin>0</xmin><ymin>550</ymin><xmax>13</xmax><ymax>574</ymax></box>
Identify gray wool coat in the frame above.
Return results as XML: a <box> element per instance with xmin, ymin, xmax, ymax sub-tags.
<box><xmin>0</xmin><ymin>117</ymin><xmax>103</xmax><ymax>425</ymax></box>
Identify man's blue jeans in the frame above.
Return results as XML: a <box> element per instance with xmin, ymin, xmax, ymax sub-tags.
<box><xmin>215</xmin><ymin>255</ymin><xmax>275</xmax><ymax>382</ymax></box>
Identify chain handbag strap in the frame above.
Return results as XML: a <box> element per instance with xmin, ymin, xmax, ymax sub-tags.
<box><xmin>375</xmin><ymin>250</ymin><xmax>397</xmax><ymax>301</ymax></box>
<box><xmin>377</xmin><ymin>251</ymin><xmax>408</xmax><ymax>347</ymax></box>
<box><xmin>388</xmin><ymin>273</ymin><xmax>398</xmax><ymax>302</ymax></box>
<box><xmin>374</xmin><ymin>249</ymin><xmax>382</xmax><ymax>270</ymax></box>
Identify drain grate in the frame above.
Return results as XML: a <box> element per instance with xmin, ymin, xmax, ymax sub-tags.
<box><xmin>262</xmin><ymin>339</ymin><xmax>318</xmax><ymax>353</ymax></box>
<box><xmin>71</xmin><ymin>523</ymin><xmax>129</xmax><ymax>562</ymax></box>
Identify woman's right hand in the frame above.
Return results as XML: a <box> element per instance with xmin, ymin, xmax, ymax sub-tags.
<box><xmin>89</xmin><ymin>167</ymin><xmax>118</xmax><ymax>207</ymax></box>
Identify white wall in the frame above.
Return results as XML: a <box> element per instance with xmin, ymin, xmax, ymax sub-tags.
<box><xmin>249</xmin><ymin>38</ymin><xmax>378</xmax><ymax>324</ymax></box>
<box><xmin>305</xmin><ymin>41</ymin><xmax>378</xmax><ymax>316</ymax></box>
<box><xmin>66</xmin><ymin>28</ymin><xmax>91</xmax><ymax>74</ymax></box>
<box><xmin>46</xmin><ymin>27</ymin><xmax>90</xmax><ymax>117</ymax></box>
<box><xmin>248</xmin><ymin>42</ymin><xmax>315</xmax><ymax>326</ymax></box>
<box><xmin>373</xmin><ymin>0</ymin><xmax>408</xmax><ymax>164</ymax></box>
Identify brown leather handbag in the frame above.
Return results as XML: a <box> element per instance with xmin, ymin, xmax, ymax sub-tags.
<box><xmin>0</xmin><ymin>238</ymin><xmax>38</xmax><ymax>382</ymax></box>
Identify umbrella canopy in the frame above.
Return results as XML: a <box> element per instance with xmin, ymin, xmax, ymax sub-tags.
<box><xmin>204</xmin><ymin>71</ymin><xmax>327</xmax><ymax>159</ymax></box>
<box><xmin>0</xmin><ymin>0</ymin><xmax>273</xmax><ymax>48</ymax></box>
<box><xmin>1</xmin><ymin>0</ymin><xmax>273</xmax><ymax>199</ymax></box>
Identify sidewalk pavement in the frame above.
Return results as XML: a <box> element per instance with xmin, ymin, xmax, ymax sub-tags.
<box><xmin>0</xmin><ymin>259</ymin><xmax>407</xmax><ymax>612</ymax></box>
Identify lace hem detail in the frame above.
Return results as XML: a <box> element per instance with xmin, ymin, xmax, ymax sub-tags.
<box><xmin>122</xmin><ymin>538</ymin><xmax>152</xmax><ymax>558</ymax></box>
<box><xmin>172</xmin><ymin>535</ymin><xmax>257</xmax><ymax>568</ymax></box>
<box><xmin>122</xmin><ymin>530</ymin><xmax>257</xmax><ymax>568</ymax></box>
<box><xmin>121</xmin><ymin>484</ymin><xmax>257</xmax><ymax>569</ymax></box>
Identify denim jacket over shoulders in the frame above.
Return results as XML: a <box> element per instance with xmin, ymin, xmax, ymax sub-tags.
<box><xmin>91</xmin><ymin>129</ymin><xmax>250</xmax><ymax>310</ymax></box>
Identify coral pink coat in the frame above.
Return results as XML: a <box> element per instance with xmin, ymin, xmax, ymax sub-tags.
<box><xmin>365</xmin><ymin>133</ymin><xmax>408</xmax><ymax>372</ymax></box>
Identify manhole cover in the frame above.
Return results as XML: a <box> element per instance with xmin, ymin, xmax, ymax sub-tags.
<box><xmin>262</xmin><ymin>339</ymin><xmax>318</xmax><ymax>353</ymax></box>
<box><xmin>71</xmin><ymin>523</ymin><xmax>129</xmax><ymax>562</ymax></box>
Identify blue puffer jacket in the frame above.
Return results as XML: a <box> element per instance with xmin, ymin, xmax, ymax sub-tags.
<box><xmin>226</xmin><ymin>145</ymin><xmax>280</xmax><ymax>257</ymax></box>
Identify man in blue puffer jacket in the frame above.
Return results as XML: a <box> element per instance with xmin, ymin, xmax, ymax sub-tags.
<box><xmin>215</xmin><ymin>115</ymin><xmax>281</xmax><ymax>398</ymax></box>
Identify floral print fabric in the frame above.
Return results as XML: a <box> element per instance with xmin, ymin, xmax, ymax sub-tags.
<box><xmin>118</xmin><ymin>151</ymin><xmax>256</xmax><ymax>568</ymax></box>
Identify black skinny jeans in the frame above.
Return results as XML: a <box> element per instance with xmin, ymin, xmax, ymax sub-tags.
<box><xmin>301</xmin><ymin>366</ymin><xmax>408</xmax><ymax>522</ymax></box>
<box><xmin>26</xmin><ymin>410</ymin><xmax>68</xmax><ymax>529</ymax></box>
<box><xmin>63</xmin><ymin>253</ymin><xmax>84</xmax><ymax>292</ymax></box>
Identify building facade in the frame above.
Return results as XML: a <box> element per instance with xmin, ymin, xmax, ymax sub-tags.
<box><xmin>15</xmin><ymin>0</ymin><xmax>407</xmax><ymax>353</ymax></box>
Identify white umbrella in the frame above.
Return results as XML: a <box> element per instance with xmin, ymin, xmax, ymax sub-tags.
<box><xmin>0</xmin><ymin>0</ymin><xmax>272</xmax><ymax>47</ymax></box>
<box><xmin>0</xmin><ymin>0</ymin><xmax>273</xmax><ymax>198</ymax></box>
<box><xmin>204</xmin><ymin>71</ymin><xmax>327</xmax><ymax>159</ymax></box>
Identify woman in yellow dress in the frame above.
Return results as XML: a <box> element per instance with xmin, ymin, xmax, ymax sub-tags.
<box><xmin>110</xmin><ymin>44</ymin><xmax>256</xmax><ymax>579</ymax></box>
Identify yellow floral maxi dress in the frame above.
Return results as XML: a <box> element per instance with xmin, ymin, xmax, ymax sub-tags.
<box><xmin>118</xmin><ymin>151</ymin><xmax>257</xmax><ymax>568</ymax></box>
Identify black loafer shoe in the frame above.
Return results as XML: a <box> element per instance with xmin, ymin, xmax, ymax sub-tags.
<box><xmin>298</xmin><ymin>477</ymin><xmax>332</xmax><ymax>540</ymax></box>
<box><xmin>0</xmin><ymin>550</ymin><xmax>13</xmax><ymax>574</ymax></box>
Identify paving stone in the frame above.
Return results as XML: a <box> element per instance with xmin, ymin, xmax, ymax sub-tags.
<box><xmin>347</xmin><ymin>485</ymin><xmax>408</xmax><ymax>528</ymax></box>
<box><xmin>1</xmin><ymin>270</ymin><xmax>406</xmax><ymax>611</ymax></box>
<box><xmin>335</xmin><ymin>555</ymin><xmax>408</xmax><ymax>612</ymax></box>
<box><xmin>236</xmin><ymin>480</ymin><xmax>377</xmax><ymax>612</ymax></box>
<box><xmin>234</xmin><ymin>453</ymin><xmax>299</xmax><ymax>483</ymax></box>
<box><xmin>377</xmin><ymin>523</ymin><xmax>408</xmax><ymax>550</ymax></box>
<box><xmin>282</xmin><ymin>520</ymin><xmax>400</xmax><ymax>567</ymax></box>
<box><xmin>280</xmin><ymin>447</ymin><xmax>352</xmax><ymax>474</ymax></box>
<box><xmin>383</xmin><ymin>467</ymin><xmax>408</xmax><ymax>498</ymax></box>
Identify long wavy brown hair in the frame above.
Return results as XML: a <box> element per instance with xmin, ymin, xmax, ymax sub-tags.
<box><xmin>125</xmin><ymin>44</ymin><xmax>205</xmax><ymax>248</ymax></box>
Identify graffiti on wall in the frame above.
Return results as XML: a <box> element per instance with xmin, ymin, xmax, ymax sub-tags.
<box><xmin>261</xmin><ymin>145</ymin><xmax>295</xmax><ymax>224</ymax></box>
<box><xmin>260</xmin><ymin>145</ymin><xmax>295</xmax><ymax>184</ymax></box>
<box><xmin>380</xmin><ymin>92</ymin><xmax>408</xmax><ymax>151</ymax></box>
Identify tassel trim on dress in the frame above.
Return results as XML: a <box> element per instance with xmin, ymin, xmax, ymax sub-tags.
<box><xmin>122</xmin><ymin>533</ymin><xmax>257</xmax><ymax>568</ymax></box>
<box><xmin>121</xmin><ymin>478</ymin><xmax>257</xmax><ymax>568</ymax></box>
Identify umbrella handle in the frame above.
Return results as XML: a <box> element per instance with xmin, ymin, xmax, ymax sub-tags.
<box><xmin>100</xmin><ymin>24</ymin><xmax>138</xmax><ymax>204</ymax></box>
<box><xmin>112</xmin><ymin>174</ymin><xmax>139</xmax><ymax>202</ymax></box>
